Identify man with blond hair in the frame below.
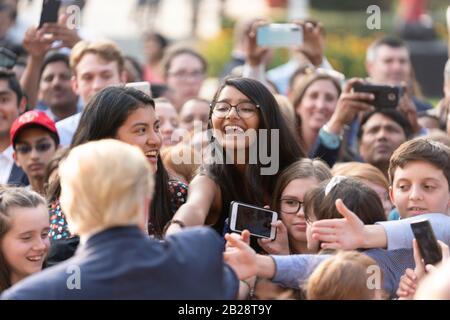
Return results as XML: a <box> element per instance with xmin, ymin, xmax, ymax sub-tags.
<box><xmin>1</xmin><ymin>139</ymin><xmax>239</xmax><ymax>299</ymax></box>
<box><xmin>56</xmin><ymin>40</ymin><xmax>127</xmax><ymax>146</ymax></box>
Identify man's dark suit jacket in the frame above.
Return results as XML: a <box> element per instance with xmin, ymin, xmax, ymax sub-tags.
<box><xmin>1</xmin><ymin>226</ymin><xmax>239</xmax><ymax>300</ymax></box>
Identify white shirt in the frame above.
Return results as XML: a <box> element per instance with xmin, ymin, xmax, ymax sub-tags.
<box><xmin>56</xmin><ymin>112</ymin><xmax>82</xmax><ymax>147</ymax></box>
<box><xmin>0</xmin><ymin>145</ymin><xmax>14</xmax><ymax>184</ymax></box>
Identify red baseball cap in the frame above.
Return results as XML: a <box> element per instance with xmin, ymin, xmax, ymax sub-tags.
<box><xmin>10</xmin><ymin>111</ymin><xmax>59</xmax><ymax>146</ymax></box>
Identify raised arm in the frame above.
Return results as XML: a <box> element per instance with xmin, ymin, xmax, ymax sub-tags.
<box><xmin>21</xmin><ymin>27</ymin><xmax>53</xmax><ymax>108</ymax></box>
<box><xmin>21</xmin><ymin>15</ymin><xmax>81</xmax><ymax>108</ymax></box>
<box><xmin>165</xmin><ymin>174</ymin><xmax>220</xmax><ymax>235</ymax></box>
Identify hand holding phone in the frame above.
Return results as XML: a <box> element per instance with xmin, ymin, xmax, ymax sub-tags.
<box><xmin>229</xmin><ymin>201</ymin><xmax>278</xmax><ymax>240</ymax></box>
<box><xmin>410</xmin><ymin>219</ymin><xmax>442</xmax><ymax>266</ymax></box>
<box><xmin>352</xmin><ymin>83</ymin><xmax>401</xmax><ymax>109</ymax></box>
<box><xmin>256</xmin><ymin>23</ymin><xmax>303</xmax><ymax>47</ymax></box>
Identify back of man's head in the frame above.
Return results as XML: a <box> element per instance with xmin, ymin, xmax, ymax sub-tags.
<box><xmin>59</xmin><ymin>139</ymin><xmax>154</xmax><ymax>236</ymax></box>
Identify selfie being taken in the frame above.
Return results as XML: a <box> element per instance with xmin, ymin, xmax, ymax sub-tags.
<box><xmin>1</xmin><ymin>0</ymin><xmax>450</xmax><ymax>311</ymax></box>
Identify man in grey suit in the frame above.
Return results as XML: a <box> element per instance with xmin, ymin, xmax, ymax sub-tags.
<box><xmin>1</xmin><ymin>139</ymin><xmax>239</xmax><ymax>299</ymax></box>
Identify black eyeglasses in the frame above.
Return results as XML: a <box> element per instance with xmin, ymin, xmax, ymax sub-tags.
<box><xmin>279</xmin><ymin>198</ymin><xmax>304</xmax><ymax>214</ymax></box>
<box><xmin>211</xmin><ymin>101</ymin><xmax>259</xmax><ymax>119</ymax></box>
<box><xmin>15</xmin><ymin>143</ymin><xmax>53</xmax><ymax>155</ymax></box>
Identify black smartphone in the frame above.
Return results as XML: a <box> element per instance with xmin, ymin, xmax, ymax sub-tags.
<box><xmin>229</xmin><ymin>201</ymin><xmax>278</xmax><ymax>240</ymax></box>
<box><xmin>0</xmin><ymin>47</ymin><xmax>17</xmax><ymax>69</ymax></box>
<box><xmin>410</xmin><ymin>219</ymin><xmax>442</xmax><ymax>266</ymax></box>
<box><xmin>38</xmin><ymin>0</ymin><xmax>61</xmax><ymax>29</ymax></box>
<box><xmin>352</xmin><ymin>83</ymin><xmax>401</xmax><ymax>109</ymax></box>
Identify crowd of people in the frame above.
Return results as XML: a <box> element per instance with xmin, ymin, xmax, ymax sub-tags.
<box><xmin>1</xmin><ymin>0</ymin><xmax>450</xmax><ymax>300</ymax></box>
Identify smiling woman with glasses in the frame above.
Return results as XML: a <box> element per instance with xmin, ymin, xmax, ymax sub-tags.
<box><xmin>165</xmin><ymin>77</ymin><xmax>305</xmax><ymax>245</ymax></box>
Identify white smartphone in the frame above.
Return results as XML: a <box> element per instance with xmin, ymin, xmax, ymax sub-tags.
<box><xmin>125</xmin><ymin>81</ymin><xmax>152</xmax><ymax>97</ymax></box>
<box><xmin>229</xmin><ymin>201</ymin><xmax>278</xmax><ymax>240</ymax></box>
<box><xmin>256</xmin><ymin>23</ymin><xmax>303</xmax><ymax>47</ymax></box>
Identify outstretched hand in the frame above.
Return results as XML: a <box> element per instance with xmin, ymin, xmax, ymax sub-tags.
<box><xmin>311</xmin><ymin>199</ymin><xmax>365</xmax><ymax>250</ymax></box>
<box><xmin>224</xmin><ymin>230</ymin><xmax>257</xmax><ymax>280</ymax></box>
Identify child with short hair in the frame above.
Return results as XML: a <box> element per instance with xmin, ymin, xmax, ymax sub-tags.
<box><xmin>0</xmin><ymin>187</ymin><xmax>50</xmax><ymax>293</ymax></box>
<box><xmin>10</xmin><ymin>111</ymin><xmax>59</xmax><ymax>195</ymax></box>
<box><xmin>310</xmin><ymin>137</ymin><xmax>450</xmax><ymax>251</ymax></box>
<box><xmin>388</xmin><ymin>137</ymin><xmax>450</xmax><ymax>219</ymax></box>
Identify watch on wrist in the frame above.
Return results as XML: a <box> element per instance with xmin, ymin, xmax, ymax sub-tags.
<box><xmin>319</xmin><ymin>124</ymin><xmax>342</xmax><ymax>149</ymax></box>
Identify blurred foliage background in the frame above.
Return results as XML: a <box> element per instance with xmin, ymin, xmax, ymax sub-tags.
<box><xmin>197</xmin><ymin>0</ymin><xmax>449</xmax><ymax>87</ymax></box>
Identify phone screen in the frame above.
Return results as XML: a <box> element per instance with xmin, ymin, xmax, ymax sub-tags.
<box><xmin>231</xmin><ymin>202</ymin><xmax>276</xmax><ymax>239</ymax></box>
<box><xmin>257</xmin><ymin>24</ymin><xmax>303</xmax><ymax>47</ymax></box>
<box><xmin>39</xmin><ymin>0</ymin><xmax>61</xmax><ymax>28</ymax></box>
<box><xmin>410</xmin><ymin>219</ymin><xmax>442</xmax><ymax>266</ymax></box>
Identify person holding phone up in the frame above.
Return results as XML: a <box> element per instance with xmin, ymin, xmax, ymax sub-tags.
<box><xmin>20</xmin><ymin>13</ymin><xmax>81</xmax><ymax>109</ymax></box>
<box><xmin>396</xmin><ymin>238</ymin><xmax>449</xmax><ymax>299</ymax></box>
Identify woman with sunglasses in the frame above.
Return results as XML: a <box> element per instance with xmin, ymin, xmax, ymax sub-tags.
<box><xmin>10</xmin><ymin>111</ymin><xmax>59</xmax><ymax>195</ymax></box>
<box><xmin>258</xmin><ymin>158</ymin><xmax>332</xmax><ymax>255</ymax></box>
<box><xmin>165</xmin><ymin>77</ymin><xmax>304</xmax><ymax>236</ymax></box>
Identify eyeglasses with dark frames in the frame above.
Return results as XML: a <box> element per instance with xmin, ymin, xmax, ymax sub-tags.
<box><xmin>279</xmin><ymin>198</ymin><xmax>304</xmax><ymax>214</ymax></box>
<box><xmin>211</xmin><ymin>101</ymin><xmax>260</xmax><ymax>119</ymax></box>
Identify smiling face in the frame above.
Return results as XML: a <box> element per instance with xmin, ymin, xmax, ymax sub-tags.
<box><xmin>389</xmin><ymin>160</ymin><xmax>450</xmax><ymax>218</ymax></box>
<box><xmin>279</xmin><ymin>177</ymin><xmax>320</xmax><ymax>245</ymax></box>
<box><xmin>296</xmin><ymin>79</ymin><xmax>339</xmax><ymax>132</ymax></box>
<box><xmin>1</xmin><ymin>204</ymin><xmax>50</xmax><ymax>285</ymax></box>
<box><xmin>211</xmin><ymin>85</ymin><xmax>260</xmax><ymax>151</ymax></box>
<box><xmin>115</xmin><ymin>106</ymin><xmax>162</xmax><ymax>173</ymax></box>
<box><xmin>39</xmin><ymin>61</ymin><xmax>78</xmax><ymax>111</ymax></box>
